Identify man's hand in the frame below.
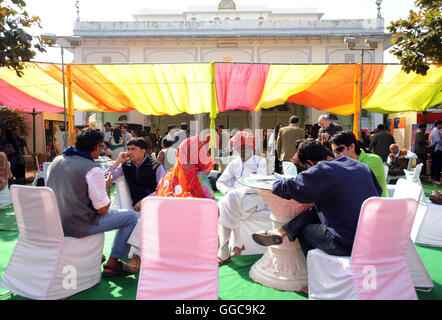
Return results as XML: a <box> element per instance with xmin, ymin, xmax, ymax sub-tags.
<box><xmin>116</xmin><ymin>151</ymin><xmax>129</xmax><ymax>164</ymax></box>
<box><xmin>104</xmin><ymin>172</ymin><xmax>113</xmax><ymax>189</ymax></box>
<box><xmin>321</xmin><ymin>132</ymin><xmax>330</xmax><ymax>141</ymax></box>
<box><xmin>133</xmin><ymin>200</ymin><xmax>142</xmax><ymax>212</ymax></box>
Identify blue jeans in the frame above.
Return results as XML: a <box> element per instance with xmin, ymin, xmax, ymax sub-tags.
<box><xmin>282</xmin><ymin>208</ymin><xmax>352</xmax><ymax>257</ymax></box>
<box><xmin>298</xmin><ymin>224</ymin><xmax>352</xmax><ymax>257</ymax></box>
<box><xmin>89</xmin><ymin>209</ymin><xmax>138</xmax><ymax>259</ymax></box>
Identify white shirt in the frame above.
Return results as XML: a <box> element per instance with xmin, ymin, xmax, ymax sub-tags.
<box><xmin>103</xmin><ymin>130</ymin><xmax>112</xmax><ymax>143</ymax></box>
<box><xmin>122</xmin><ymin>132</ymin><xmax>133</xmax><ymax>150</ymax></box>
<box><xmin>172</xmin><ymin>129</ymin><xmax>188</xmax><ymax>149</ymax></box>
<box><xmin>387</xmin><ymin>149</ymin><xmax>417</xmax><ymax>165</ymax></box>
<box><xmin>216</xmin><ymin>155</ymin><xmax>268</xmax><ymax>195</ymax></box>
<box><xmin>47</xmin><ymin>164</ymin><xmax>110</xmax><ymax>210</ymax></box>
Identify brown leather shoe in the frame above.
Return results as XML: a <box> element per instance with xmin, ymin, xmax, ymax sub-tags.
<box><xmin>127</xmin><ymin>254</ymin><xmax>141</xmax><ymax>273</ymax></box>
<box><xmin>252</xmin><ymin>231</ymin><xmax>283</xmax><ymax>246</ymax></box>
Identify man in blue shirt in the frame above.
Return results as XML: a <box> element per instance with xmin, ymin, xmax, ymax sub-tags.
<box><xmin>430</xmin><ymin>119</ymin><xmax>442</xmax><ymax>184</ymax></box>
<box><xmin>253</xmin><ymin>139</ymin><xmax>382</xmax><ymax>257</ymax></box>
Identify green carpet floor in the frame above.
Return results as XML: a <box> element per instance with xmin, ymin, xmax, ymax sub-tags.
<box><xmin>0</xmin><ymin>183</ymin><xmax>441</xmax><ymax>300</ymax></box>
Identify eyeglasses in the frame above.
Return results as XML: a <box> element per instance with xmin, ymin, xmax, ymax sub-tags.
<box><xmin>333</xmin><ymin>146</ymin><xmax>346</xmax><ymax>155</ymax></box>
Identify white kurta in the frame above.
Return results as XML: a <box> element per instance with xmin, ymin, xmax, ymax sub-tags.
<box><xmin>217</xmin><ymin>155</ymin><xmax>269</xmax><ymax>229</ymax></box>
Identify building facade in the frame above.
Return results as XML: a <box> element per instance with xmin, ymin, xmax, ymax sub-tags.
<box><xmin>67</xmin><ymin>1</ymin><xmax>390</xmax><ymax>135</ymax></box>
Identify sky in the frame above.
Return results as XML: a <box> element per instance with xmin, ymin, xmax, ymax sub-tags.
<box><xmin>24</xmin><ymin>0</ymin><xmax>419</xmax><ymax>63</ymax></box>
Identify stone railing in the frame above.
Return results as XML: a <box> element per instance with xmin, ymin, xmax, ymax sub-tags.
<box><xmin>74</xmin><ymin>18</ymin><xmax>385</xmax><ymax>32</ymax></box>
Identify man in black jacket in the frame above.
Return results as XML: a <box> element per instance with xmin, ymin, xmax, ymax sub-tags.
<box><xmin>107</xmin><ymin>137</ymin><xmax>165</xmax><ymax>211</ymax></box>
<box><xmin>317</xmin><ymin>114</ymin><xmax>343</xmax><ymax>151</ymax></box>
<box><xmin>413</xmin><ymin>123</ymin><xmax>429</xmax><ymax>176</ymax></box>
<box><xmin>369</xmin><ymin>124</ymin><xmax>395</xmax><ymax>163</ymax></box>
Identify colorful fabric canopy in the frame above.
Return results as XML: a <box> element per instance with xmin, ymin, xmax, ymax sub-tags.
<box><xmin>0</xmin><ymin>62</ymin><xmax>440</xmax><ymax>117</ymax></box>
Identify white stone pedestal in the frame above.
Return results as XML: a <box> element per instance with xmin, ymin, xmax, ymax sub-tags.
<box><xmin>249</xmin><ymin>189</ymin><xmax>313</xmax><ymax>291</ymax></box>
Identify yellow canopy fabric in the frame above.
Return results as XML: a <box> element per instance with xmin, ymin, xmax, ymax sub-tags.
<box><xmin>255</xmin><ymin>65</ymin><xmax>329</xmax><ymax>111</ymax></box>
<box><xmin>93</xmin><ymin>63</ymin><xmax>214</xmax><ymax>116</ymax></box>
<box><xmin>363</xmin><ymin>65</ymin><xmax>442</xmax><ymax>114</ymax></box>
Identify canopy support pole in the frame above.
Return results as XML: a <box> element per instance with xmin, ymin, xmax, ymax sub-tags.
<box><xmin>66</xmin><ymin>64</ymin><xmax>74</xmax><ymax>146</ymax></box>
<box><xmin>209</xmin><ymin>62</ymin><xmax>218</xmax><ymax>157</ymax></box>
<box><xmin>353</xmin><ymin>63</ymin><xmax>362</xmax><ymax>140</ymax></box>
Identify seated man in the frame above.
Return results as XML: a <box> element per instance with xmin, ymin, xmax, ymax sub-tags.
<box><xmin>106</xmin><ymin>137</ymin><xmax>166</xmax><ymax>270</ymax></box>
<box><xmin>107</xmin><ymin>137</ymin><xmax>165</xmax><ymax>211</ymax></box>
<box><xmin>330</xmin><ymin>131</ymin><xmax>388</xmax><ymax>197</ymax></box>
<box><xmin>46</xmin><ymin>128</ymin><xmax>139</xmax><ymax>277</ymax></box>
<box><xmin>217</xmin><ymin>131</ymin><xmax>269</xmax><ymax>265</ymax></box>
<box><xmin>387</xmin><ymin>143</ymin><xmax>417</xmax><ymax>173</ymax></box>
<box><xmin>252</xmin><ymin>140</ymin><xmax>382</xmax><ymax>294</ymax></box>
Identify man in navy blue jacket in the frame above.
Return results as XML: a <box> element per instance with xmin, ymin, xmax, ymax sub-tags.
<box><xmin>253</xmin><ymin>139</ymin><xmax>383</xmax><ymax>258</ymax></box>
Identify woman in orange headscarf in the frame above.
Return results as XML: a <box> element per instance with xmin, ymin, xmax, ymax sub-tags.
<box><xmin>155</xmin><ymin>135</ymin><xmax>215</xmax><ymax>199</ymax></box>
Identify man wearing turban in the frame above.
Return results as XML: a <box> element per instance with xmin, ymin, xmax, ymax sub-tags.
<box><xmin>216</xmin><ymin>131</ymin><xmax>270</xmax><ymax>265</ymax></box>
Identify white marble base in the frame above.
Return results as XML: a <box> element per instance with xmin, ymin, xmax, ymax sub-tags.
<box><xmin>249</xmin><ymin>238</ymin><xmax>308</xmax><ymax>291</ymax></box>
<box><xmin>249</xmin><ymin>189</ymin><xmax>313</xmax><ymax>292</ymax></box>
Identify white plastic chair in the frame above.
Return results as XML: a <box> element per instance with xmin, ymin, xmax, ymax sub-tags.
<box><xmin>308</xmin><ymin>197</ymin><xmax>419</xmax><ymax>300</ymax></box>
<box><xmin>114</xmin><ymin>175</ymin><xmax>133</xmax><ymax>210</ymax></box>
<box><xmin>136</xmin><ymin>197</ymin><xmax>219</xmax><ymax>300</ymax></box>
<box><xmin>394</xmin><ymin>171</ymin><xmax>442</xmax><ymax>248</ymax></box>
<box><xmin>32</xmin><ymin>157</ymin><xmax>51</xmax><ymax>186</ymax></box>
<box><xmin>282</xmin><ymin>161</ymin><xmax>298</xmax><ymax>177</ymax></box>
<box><xmin>387</xmin><ymin>163</ymin><xmax>423</xmax><ymax>198</ymax></box>
<box><xmin>114</xmin><ymin>175</ymin><xmax>141</xmax><ymax>257</ymax></box>
<box><xmin>0</xmin><ymin>185</ymin><xmax>104</xmax><ymax>300</ymax></box>
<box><xmin>386</xmin><ymin>153</ymin><xmax>417</xmax><ymax>183</ymax></box>
<box><xmin>392</xmin><ymin>179</ymin><xmax>434</xmax><ymax>291</ymax></box>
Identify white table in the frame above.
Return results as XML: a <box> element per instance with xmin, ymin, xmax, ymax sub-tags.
<box><xmin>239</xmin><ymin>175</ymin><xmax>314</xmax><ymax>291</ymax></box>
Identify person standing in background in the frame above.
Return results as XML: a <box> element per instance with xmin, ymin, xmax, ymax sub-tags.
<box><xmin>369</xmin><ymin>124</ymin><xmax>395</xmax><ymax>163</ymax></box>
<box><xmin>430</xmin><ymin>120</ymin><xmax>442</xmax><ymax>184</ymax></box>
<box><xmin>12</xmin><ymin>127</ymin><xmax>29</xmax><ymax>184</ymax></box>
<box><xmin>317</xmin><ymin>114</ymin><xmax>343</xmax><ymax>151</ymax></box>
<box><xmin>121</xmin><ymin>125</ymin><xmax>133</xmax><ymax>151</ymax></box>
<box><xmin>414</xmin><ymin>123</ymin><xmax>429</xmax><ymax>177</ymax></box>
<box><xmin>103</xmin><ymin>122</ymin><xmax>112</xmax><ymax>144</ymax></box>
<box><xmin>110</xmin><ymin>127</ymin><xmax>125</xmax><ymax>158</ymax></box>
<box><xmin>277</xmin><ymin>115</ymin><xmax>305</xmax><ymax>166</ymax></box>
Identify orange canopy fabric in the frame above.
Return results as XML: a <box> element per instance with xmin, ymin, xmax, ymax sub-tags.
<box><xmin>287</xmin><ymin>64</ymin><xmax>386</xmax><ymax>115</ymax></box>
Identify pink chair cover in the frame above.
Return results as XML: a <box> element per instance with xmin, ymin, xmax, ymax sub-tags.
<box><xmin>0</xmin><ymin>185</ymin><xmax>103</xmax><ymax>300</ymax></box>
<box><xmin>136</xmin><ymin>197</ymin><xmax>219</xmax><ymax>300</ymax></box>
<box><xmin>350</xmin><ymin>197</ymin><xmax>419</xmax><ymax>300</ymax></box>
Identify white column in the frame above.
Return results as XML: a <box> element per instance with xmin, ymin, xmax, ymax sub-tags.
<box><xmin>191</xmin><ymin>113</ymin><xmax>205</xmax><ymax>136</ymax></box>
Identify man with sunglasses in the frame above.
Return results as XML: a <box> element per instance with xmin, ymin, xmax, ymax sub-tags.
<box><xmin>329</xmin><ymin>131</ymin><xmax>388</xmax><ymax>197</ymax></box>
<box><xmin>252</xmin><ymin>139</ymin><xmax>382</xmax><ymax>294</ymax></box>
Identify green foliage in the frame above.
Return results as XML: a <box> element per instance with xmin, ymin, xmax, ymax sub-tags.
<box><xmin>0</xmin><ymin>0</ymin><xmax>46</xmax><ymax>77</ymax></box>
<box><xmin>388</xmin><ymin>0</ymin><xmax>442</xmax><ymax>75</ymax></box>
<box><xmin>0</xmin><ymin>106</ymin><xmax>28</xmax><ymax>134</ymax></box>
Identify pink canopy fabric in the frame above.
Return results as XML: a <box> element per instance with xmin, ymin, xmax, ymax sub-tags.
<box><xmin>215</xmin><ymin>63</ymin><xmax>270</xmax><ymax>112</ymax></box>
<box><xmin>0</xmin><ymin>77</ymin><xmax>63</xmax><ymax>113</ymax></box>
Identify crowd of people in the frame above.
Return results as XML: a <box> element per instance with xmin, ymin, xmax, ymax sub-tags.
<box><xmin>1</xmin><ymin>114</ymin><xmax>441</xmax><ymax>296</ymax></box>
